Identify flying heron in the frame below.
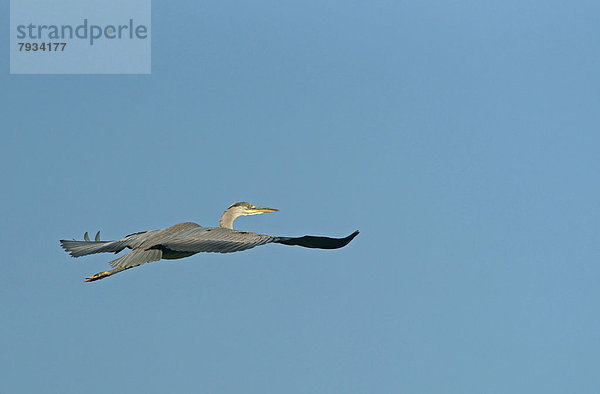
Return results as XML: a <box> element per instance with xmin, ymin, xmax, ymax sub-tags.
<box><xmin>60</xmin><ymin>202</ymin><xmax>359</xmax><ymax>282</ymax></box>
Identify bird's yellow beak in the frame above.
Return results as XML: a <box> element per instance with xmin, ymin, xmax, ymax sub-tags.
<box><xmin>252</xmin><ymin>206</ymin><xmax>279</xmax><ymax>213</ymax></box>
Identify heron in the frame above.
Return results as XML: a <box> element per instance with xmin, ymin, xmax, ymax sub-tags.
<box><xmin>60</xmin><ymin>202</ymin><xmax>359</xmax><ymax>282</ymax></box>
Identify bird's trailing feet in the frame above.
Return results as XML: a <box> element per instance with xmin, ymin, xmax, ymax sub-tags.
<box><xmin>85</xmin><ymin>270</ymin><xmax>111</xmax><ymax>282</ymax></box>
<box><xmin>84</xmin><ymin>267</ymin><xmax>128</xmax><ymax>282</ymax></box>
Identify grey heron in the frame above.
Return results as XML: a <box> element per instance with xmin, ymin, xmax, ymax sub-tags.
<box><xmin>60</xmin><ymin>202</ymin><xmax>359</xmax><ymax>282</ymax></box>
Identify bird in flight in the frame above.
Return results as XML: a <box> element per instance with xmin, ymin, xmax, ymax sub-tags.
<box><xmin>60</xmin><ymin>202</ymin><xmax>359</xmax><ymax>282</ymax></box>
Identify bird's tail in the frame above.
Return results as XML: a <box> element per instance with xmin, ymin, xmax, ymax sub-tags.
<box><xmin>60</xmin><ymin>231</ymin><xmax>124</xmax><ymax>258</ymax></box>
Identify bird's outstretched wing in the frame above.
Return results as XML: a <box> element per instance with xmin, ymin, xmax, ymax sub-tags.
<box><xmin>108</xmin><ymin>248</ymin><xmax>163</xmax><ymax>270</ymax></box>
<box><xmin>84</xmin><ymin>248</ymin><xmax>163</xmax><ymax>282</ymax></box>
<box><xmin>274</xmin><ymin>230</ymin><xmax>359</xmax><ymax>249</ymax></box>
<box><xmin>157</xmin><ymin>228</ymin><xmax>360</xmax><ymax>254</ymax></box>
<box><xmin>154</xmin><ymin>227</ymin><xmax>276</xmax><ymax>254</ymax></box>
<box><xmin>60</xmin><ymin>229</ymin><xmax>161</xmax><ymax>258</ymax></box>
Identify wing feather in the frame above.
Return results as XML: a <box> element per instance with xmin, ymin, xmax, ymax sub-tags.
<box><xmin>109</xmin><ymin>248</ymin><xmax>163</xmax><ymax>269</ymax></box>
<box><xmin>157</xmin><ymin>227</ymin><xmax>275</xmax><ymax>254</ymax></box>
<box><xmin>273</xmin><ymin>230</ymin><xmax>359</xmax><ymax>249</ymax></box>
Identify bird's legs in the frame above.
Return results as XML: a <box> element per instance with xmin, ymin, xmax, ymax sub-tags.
<box><xmin>84</xmin><ymin>267</ymin><xmax>129</xmax><ymax>282</ymax></box>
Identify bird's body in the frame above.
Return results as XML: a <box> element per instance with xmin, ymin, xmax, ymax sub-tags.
<box><xmin>60</xmin><ymin>202</ymin><xmax>359</xmax><ymax>282</ymax></box>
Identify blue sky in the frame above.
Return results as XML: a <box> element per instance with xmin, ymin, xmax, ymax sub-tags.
<box><xmin>2</xmin><ymin>1</ymin><xmax>599</xmax><ymax>393</ymax></box>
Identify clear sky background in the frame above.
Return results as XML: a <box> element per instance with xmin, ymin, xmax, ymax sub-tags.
<box><xmin>1</xmin><ymin>1</ymin><xmax>599</xmax><ymax>393</ymax></box>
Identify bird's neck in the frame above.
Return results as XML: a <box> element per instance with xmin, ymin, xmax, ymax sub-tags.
<box><xmin>219</xmin><ymin>209</ymin><xmax>238</xmax><ymax>229</ymax></box>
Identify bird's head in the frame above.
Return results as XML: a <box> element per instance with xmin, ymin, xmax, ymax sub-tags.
<box><xmin>228</xmin><ymin>202</ymin><xmax>279</xmax><ymax>216</ymax></box>
<box><xmin>219</xmin><ymin>202</ymin><xmax>279</xmax><ymax>229</ymax></box>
